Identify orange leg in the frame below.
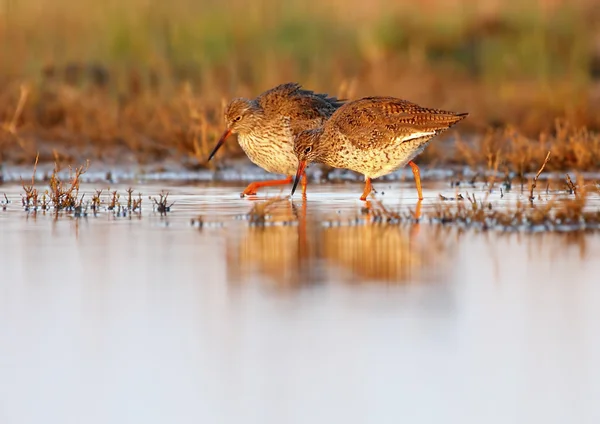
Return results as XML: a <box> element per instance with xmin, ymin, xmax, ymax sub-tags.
<box><xmin>409</xmin><ymin>161</ymin><xmax>424</xmax><ymax>201</ymax></box>
<box><xmin>413</xmin><ymin>199</ymin><xmax>423</xmax><ymax>220</ymax></box>
<box><xmin>241</xmin><ymin>176</ymin><xmax>293</xmax><ymax>197</ymax></box>
<box><xmin>410</xmin><ymin>199</ymin><xmax>423</xmax><ymax>237</ymax></box>
<box><xmin>360</xmin><ymin>177</ymin><xmax>372</xmax><ymax>201</ymax></box>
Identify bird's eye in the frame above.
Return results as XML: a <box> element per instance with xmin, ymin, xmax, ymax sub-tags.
<box><xmin>233</xmin><ymin>116</ymin><xmax>242</xmax><ymax>122</ymax></box>
<box><xmin>304</xmin><ymin>146</ymin><xmax>312</xmax><ymax>154</ymax></box>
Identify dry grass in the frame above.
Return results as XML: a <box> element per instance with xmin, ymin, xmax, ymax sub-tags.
<box><xmin>4</xmin><ymin>80</ymin><xmax>599</xmax><ymax>174</ymax></box>
<box><xmin>20</xmin><ymin>153</ymin><xmax>88</xmax><ymax>212</ymax></box>
<box><xmin>0</xmin><ymin>0</ymin><xmax>600</xmax><ymax>171</ymax></box>
<box><xmin>448</xmin><ymin>120</ymin><xmax>600</xmax><ymax>174</ymax></box>
<box><xmin>12</xmin><ymin>154</ymin><xmax>600</xmax><ymax>231</ymax></box>
<box><xmin>18</xmin><ymin>157</ymin><xmax>145</xmax><ymax>216</ymax></box>
<box><xmin>430</xmin><ymin>151</ymin><xmax>600</xmax><ymax>232</ymax></box>
<box><xmin>430</xmin><ymin>193</ymin><xmax>600</xmax><ymax>232</ymax></box>
<box><xmin>431</xmin><ymin>166</ymin><xmax>600</xmax><ymax>232</ymax></box>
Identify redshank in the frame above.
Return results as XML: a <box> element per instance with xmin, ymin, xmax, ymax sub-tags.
<box><xmin>290</xmin><ymin>96</ymin><xmax>468</xmax><ymax>200</ymax></box>
<box><xmin>208</xmin><ymin>82</ymin><xmax>344</xmax><ymax>197</ymax></box>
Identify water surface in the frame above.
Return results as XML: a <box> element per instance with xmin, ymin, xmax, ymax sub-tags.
<box><xmin>1</xmin><ymin>181</ymin><xmax>599</xmax><ymax>424</ymax></box>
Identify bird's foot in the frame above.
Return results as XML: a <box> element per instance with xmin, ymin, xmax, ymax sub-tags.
<box><xmin>240</xmin><ymin>183</ymin><xmax>260</xmax><ymax>197</ymax></box>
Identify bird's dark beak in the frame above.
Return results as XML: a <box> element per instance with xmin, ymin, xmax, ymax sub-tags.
<box><xmin>290</xmin><ymin>160</ymin><xmax>307</xmax><ymax>197</ymax></box>
<box><xmin>208</xmin><ymin>128</ymin><xmax>232</xmax><ymax>161</ymax></box>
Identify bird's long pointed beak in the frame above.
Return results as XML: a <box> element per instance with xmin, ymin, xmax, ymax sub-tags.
<box><xmin>290</xmin><ymin>161</ymin><xmax>307</xmax><ymax>197</ymax></box>
<box><xmin>207</xmin><ymin>129</ymin><xmax>232</xmax><ymax>161</ymax></box>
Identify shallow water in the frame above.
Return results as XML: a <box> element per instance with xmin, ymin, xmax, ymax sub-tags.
<box><xmin>1</xmin><ymin>180</ymin><xmax>600</xmax><ymax>424</ymax></box>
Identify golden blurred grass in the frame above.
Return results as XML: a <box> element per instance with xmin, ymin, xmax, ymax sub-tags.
<box><xmin>1</xmin><ymin>0</ymin><xmax>600</xmax><ymax>171</ymax></box>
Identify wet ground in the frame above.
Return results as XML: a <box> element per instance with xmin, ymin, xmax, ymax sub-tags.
<box><xmin>1</xmin><ymin>179</ymin><xmax>600</xmax><ymax>424</ymax></box>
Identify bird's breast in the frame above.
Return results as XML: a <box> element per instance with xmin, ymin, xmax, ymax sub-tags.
<box><xmin>237</xmin><ymin>130</ymin><xmax>298</xmax><ymax>176</ymax></box>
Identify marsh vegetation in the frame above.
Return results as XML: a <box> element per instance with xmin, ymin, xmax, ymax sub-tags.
<box><xmin>1</xmin><ymin>0</ymin><xmax>599</xmax><ymax>176</ymax></box>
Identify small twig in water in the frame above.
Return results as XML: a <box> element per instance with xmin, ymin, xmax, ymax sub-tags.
<box><xmin>565</xmin><ymin>174</ymin><xmax>577</xmax><ymax>196</ymax></box>
<box><xmin>529</xmin><ymin>151</ymin><xmax>551</xmax><ymax>203</ymax></box>
<box><xmin>132</xmin><ymin>192</ymin><xmax>143</xmax><ymax>212</ymax></box>
<box><xmin>20</xmin><ymin>153</ymin><xmax>40</xmax><ymax>211</ymax></box>
<box><xmin>127</xmin><ymin>187</ymin><xmax>134</xmax><ymax>210</ymax></box>
<box><xmin>469</xmin><ymin>173</ymin><xmax>479</xmax><ymax>187</ymax></box>
<box><xmin>91</xmin><ymin>189</ymin><xmax>102</xmax><ymax>212</ymax></box>
<box><xmin>502</xmin><ymin>170</ymin><xmax>512</xmax><ymax>192</ymax></box>
<box><xmin>108</xmin><ymin>190</ymin><xmax>119</xmax><ymax>210</ymax></box>
<box><xmin>1</xmin><ymin>193</ymin><xmax>9</xmax><ymax>210</ymax></box>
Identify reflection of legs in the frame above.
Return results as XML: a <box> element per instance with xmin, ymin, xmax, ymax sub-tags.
<box><xmin>360</xmin><ymin>177</ymin><xmax>372</xmax><ymax>201</ymax></box>
<box><xmin>301</xmin><ymin>173</ymin><xmax>308</xmax><ymax>197</ymax></box>
<box><xmin>410</xmin><ymin>199</ymin><xmax>423</xmax><ymax>237</ymax></box>
<box><xmin>361</xmin><ymin>200</ymin><xmax>374</xmax><ymax>223</ymax></box>
<box><xmin>298</xmin><ymin>194</ymin><xmax>311</xmax><ymax>282</ymax></box>
<box><xmin>241</xmin><ymin>176</ymin><xmax>293</xmax><ymax>196</ymax></box>
<box><xmin>409</xmin><ymin>161</ymin><xmax>423</xmax><ymax>201</ymax></box>
<box><xmin>290</xmin><ymin>192</ymin><xmax>308</xmax><ymax>220</ymax></box>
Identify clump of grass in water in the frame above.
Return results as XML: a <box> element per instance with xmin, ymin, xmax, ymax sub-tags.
<box><xmin>195</xmin><ymin>196</ymin><xmax>292</xmax><ymax>229</ymax></box>
<box><xmin>430</xmin><ymin>193</ymin><xmax>600</xmax><ymax>232</ymax></box>
<box><xmin>47</xmin><ymin>161</ymin><xmax>89</xmax><ymax>212</ymax></box>
<box><xmin>150</xmin><ymin>191</ymin><xmax>174</xmax><ymax>216</ymax></box>
<box><xmin>430</xmin><ymin>167</ymin><xmax>600</xmax><ymax>232</ymax></box>
<box><xmin>127</xmin><ymin>188</ymin><xmax>143</xmax><ymax>212</ymax></box>
<box><xmin>18</xmin><ymin>156</ymin><xmax>145</xmax><ymax>218</ymax></box>
<box><xmin>21</xmin><ymin>154</ymin><xmax>40</xmax><ymax>212</ymax></box>
<box><xmin>322</xmin><ymin>199</ymin><xmax>420</xmax><ymax>228</ymax></box>
<box><xmin>20</xmin><ymin>154</ymin><xmax>88</xmax><ymax>214</ymax></box>
<box><xmin>432</xmin><ymin>150</ymin><xmax>600</xmax><ymax>231</ymax></box>
<box><xmin>92</xmin><ymin>187</ymin><xmax>143</xmax><ymax>217</ymax></box>
<box><xmin>91</xmin><ymin>189</ymin><xmax>103</xmax><ymax>213</ymax></box>
<box><xmin>364</xmin><ymin>199</ymin><xmax>422</xmax><ymax>225</ymax></box>
<box><xmin>244</xmin><ymin>197</ymin><xmax>297</xmax><ymax>227</ymax></box>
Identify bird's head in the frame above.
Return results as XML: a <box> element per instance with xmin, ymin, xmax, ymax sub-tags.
<box><xmin>207</xmin><ymin>98</ymin><xmax>261</xmax><ymax>161</ymax></box>
<box><xmin>290</xmin><ymin>128</ymin><xmax>324</xmax><ymax>197</ymax></box>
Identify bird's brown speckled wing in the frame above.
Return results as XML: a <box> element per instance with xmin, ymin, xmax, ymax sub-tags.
<box><xmin>257</xmin><ymin>83</ymin><xmax>345</xmax><ymax>136</ymax></box>
<box><xmin>326</xmin><ymin>97</ymin><xmax>467</xmax><ymax>150</ymax></box>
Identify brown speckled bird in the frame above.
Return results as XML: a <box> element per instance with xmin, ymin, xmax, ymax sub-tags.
<box><xmin>208</xmin><ymin>83</ymin><xmax>344</xmax><ymax>197</ymax></box>
<box><xmin>291</xmin><ymin>96</ymin><xmax>468</xmax><ymax>201</ymax></box>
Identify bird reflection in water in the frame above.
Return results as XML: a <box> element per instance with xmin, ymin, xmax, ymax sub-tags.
<box><xmin>226</xmin><ymin>196</ymin><xmax>452</xmax><ymax>288</ymax></box>
<box><xmin>322</xmin><ymin>222</ymin><xmax>430</xmax><ymax>284</ymax></box>
<box><xmin>225</xmin><ymin>196</ymin><xmax>325</xmax><ymax>290</ymax></box>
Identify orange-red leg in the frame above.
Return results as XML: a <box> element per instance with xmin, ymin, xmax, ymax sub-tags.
<box><xmin>241</xmin><ymin>172</ymin><xmax>307</xmax><ymax>197</ymax></box>
<box><xmin>241</xmin><ymin>176</ymin><xmax>293</xmax><ymax>196</ymax></box>
<box><xmin>360</xmin><ymin>177</ymin><xmax>372</xmax><ymax>201</ymax></box>
<box><xmin>409</xmin><ymin>199</ymin><xmax>423</xmax><ymax>237</ymax></box>
<box><xmin>413</xmin><ymin>199</ymin><xmax>423</xmax><ymax>220</ymax></box>
<box><xmin>409</xmin><ymin>161</ymin><xmax>423</xmax><ymax>200</ymax></box>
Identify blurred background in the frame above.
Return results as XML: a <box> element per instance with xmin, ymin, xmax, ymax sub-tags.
<box><xmin>1</xmin><ymin>0</ymin><xmax>599</xmax><ymax>167</ymax></box>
